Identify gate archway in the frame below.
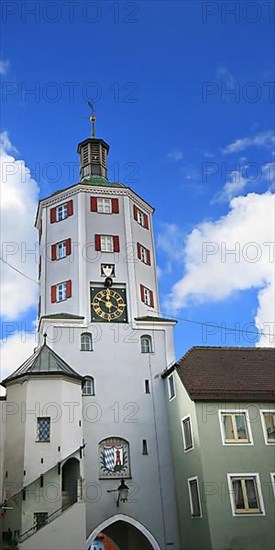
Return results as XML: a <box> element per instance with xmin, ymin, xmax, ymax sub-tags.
<box><xmin>87</xmin><ymin>514</ymin><xmax>161</xmax><ymax>550</ymax></box>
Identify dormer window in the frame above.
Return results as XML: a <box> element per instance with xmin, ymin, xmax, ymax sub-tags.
<box><xmin>82</xmin><ymin>377</ymin><xmax>95</xmax><ymax>396</ymax></box>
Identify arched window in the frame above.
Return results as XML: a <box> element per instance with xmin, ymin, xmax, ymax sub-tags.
<box><xmin>140</xmin><ymin>335</ymin><xmax>152</xmax><ymax>353</ymax></box>
<box><xmin>80</xmin><ymin>332</ymin><xmax>93</xmax><ymax>351</ymax></box>
<box><xmin>82</xmin><ymin>376</ymin><xmax>95</xmax><ymax>396</ymax></box>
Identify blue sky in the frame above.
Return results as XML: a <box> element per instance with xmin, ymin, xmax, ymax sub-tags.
<box><xmin>0</xmin><ymin>0</ymin><xmax>274</xmax><ymax>373</ymax></box>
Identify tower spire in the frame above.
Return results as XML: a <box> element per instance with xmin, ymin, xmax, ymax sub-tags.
<box><xmin>88</xmin><ymin>101</ymin><xmax>96</xmax><ymax>138</ymax></box>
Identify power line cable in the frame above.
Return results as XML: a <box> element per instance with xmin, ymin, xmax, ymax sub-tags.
<box><xmin>0</xmin><ymin>256</ymin><xmax>39</xmax><ymax>285</ymax></box>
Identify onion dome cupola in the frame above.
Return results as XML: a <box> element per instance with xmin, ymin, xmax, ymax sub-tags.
<box><xmin>77</xmin><ymin>105</ymin><xmax>110</xmax><ymax>182</ymax></box>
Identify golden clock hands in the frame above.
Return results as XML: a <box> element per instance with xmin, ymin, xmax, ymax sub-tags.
<box><xmin>106</xmin><ymin>288</ymin><xmax>111</xmax><ymax>299</ymax></box>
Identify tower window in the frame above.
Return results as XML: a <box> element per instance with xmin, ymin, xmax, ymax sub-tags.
<box><xmin>51</xmin><ymin>280</ymin><xmax>72</xmax><ymax>303</ymax></box>
<box><xmin>137</xmin><ymin>243</ymin><xmax>151</xmax><ymax>265</ymax></box>
<box><xmin>80</xmin><ymin>333</ymin><xmax>93</xmax><ymax>351</ymax></box>
<box><xmin>91</xmin><ymin>197</ymin><xmax>119</xmax><ymax>214</ymax></box>
<box><xmin>140</xmin><ymin>285</ymin><xmax>154</xmax><ymax>307</ymax></box>
<box><xmin>37</xmin><ymin>417</ymin><xmax>50</xmax><ymax>442</ymax></box>
<box><xmin>95</xmin><ymin>235</ymin><xmax>120</xmax><ymax>253</ymax></box>
<box><xmin>50</xmin><ymin>200</ymin><xmax>73</xmax><ymax>223</ymax></box>
<box><xmin>98</xmin><ymin>198</ymin><xmax>112</xmax><ymax>213</ymax></box>
<box><xmin>140</xmin><ymin>335</ymin><xmax>152</xmax><ymax>353</ymax></box>
<box><xmin>133</xmin><ymin>205</ymin><xmax>149</xmax><ymax>229</ymax></box>
<box><xmin>82</xmin><ymin>377</ymin><xmax>95</xmax><ymax>396</ymax></box>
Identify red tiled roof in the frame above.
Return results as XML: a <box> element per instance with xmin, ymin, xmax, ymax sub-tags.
<box><xmin>175</xmin><ymin>347</ymin><xmax>275</xmax><ymax>402</ymax></box>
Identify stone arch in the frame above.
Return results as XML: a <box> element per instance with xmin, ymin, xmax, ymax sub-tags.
<box><xmin>87</xmin><ymin>514</ymin><xmax>161</xmax><ymax>550</ymax></box>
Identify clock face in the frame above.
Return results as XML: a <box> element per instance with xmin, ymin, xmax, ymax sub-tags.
<box><xmin>91</xmin><ymin>287</ymin><xmax>127</xmax><ymax>323</ymax></box>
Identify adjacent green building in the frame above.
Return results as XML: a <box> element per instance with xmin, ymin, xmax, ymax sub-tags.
<box><xmin>163</xmin><ymin>346</ymin><xmax>275</xmax><ymax>550</ymax></box>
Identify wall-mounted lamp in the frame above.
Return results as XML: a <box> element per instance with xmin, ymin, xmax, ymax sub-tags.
<box><xmin>107</xmin><ymin>479</ymin><xmax>129</xmax><ymax>507</ymax></box>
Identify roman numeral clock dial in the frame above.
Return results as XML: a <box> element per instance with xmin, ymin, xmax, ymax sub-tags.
<box><xmin>91</xmin><ymin>287</ymin><xmax>127</xmax><ymax>322</ymax></box>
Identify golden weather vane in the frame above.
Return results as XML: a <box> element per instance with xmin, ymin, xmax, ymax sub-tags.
<box><xmin>87</xmin><ymin>101</ymin><xmax>96</xmax><ymax>138</ymax></box>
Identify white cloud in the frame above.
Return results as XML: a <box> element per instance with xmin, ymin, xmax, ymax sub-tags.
<box><xmin>216</xmin><ymin>66</ymin><xmax>235</xmax><ymax>87</ymax></box>
<box><xmin>157</xmin><ymin>223</ymin><xmax>185</xmax><ymax>272</ymax></box>
<box><xmin>0</xmin><ymin>59</ymin><xmax>9</xmax><ymax>75</ymax></box>
<box><xmin>167</xmin><ymin>150</ymin><xmax>183</xmax><ymax>162</ymax></box>
<box><xmin>0</xmin><ymin>131</ymin><xmax>39</xmax><ymax>319</ymax></box>
<box><xmin>222</xmin><ymin>130</ymin><xmax>275</xmax><ymax>154</ymax></box>
<box><xmin>213</xmin><ymin>162</ymin><xmax>275</xmax><ymax>202</ymax></box>
<box><xmin>0</xmin><ymin>332</ymin><xmax>38</xmax><ymax>394</ymax></box>
<box><xmin>165</xmin><ymin>192</ymin><xmax>275</xmax><ymax>346</ymax></box>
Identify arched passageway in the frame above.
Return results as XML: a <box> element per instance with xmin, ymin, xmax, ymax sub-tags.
<box><xmin>88</xmin><ymin>514</ymin><xmax>160</xmax><ymax>550</ymax></box>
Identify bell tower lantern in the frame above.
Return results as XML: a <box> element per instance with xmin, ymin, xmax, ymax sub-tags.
<box><xmin>77</xmin><ymin>109</ymin><xmax>110</xmax><ymax>180</ymax></box>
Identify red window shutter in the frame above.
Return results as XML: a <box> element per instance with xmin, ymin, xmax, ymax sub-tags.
<box><xmin>95</xmin><ymin>234</ymin><xmax>101</xmax><ymax>251</ymax></box>
<box><xmin>150</xmin><ymin>290</ymin><xmax>154</xmax><ymax>308</ymax></box>
<box><xmin>66</xmin><ymin>238</ymin><xmax>71</xmax><ymax>256</ymax></box>
<box><xmin>38</xmin><ymin>257</ymin><xmax>41</xmax><ymax>279</ymax></box>
<box><xmin>91</xmin><ymin>197</ymin><xmax>97</xmax><ymax>212</ymax></box>
<box><xmin>144</xmin><ymin>213</ymin><xmax>149</xmax><ymax>229</ymax></box>
<box><xmin>67</xmin><ymin>200</ymin><xmax>73</xmax><ymax>216</ymax></box>
<box><xmin>51</xmin><ymin>244</ymin><xmax>57</xmax><ymax>261</ymax></box>
<box><xmin>133</xmin><ymin>205</ymin><xmax>138</xmax><ymax>221</ymax></box>
<box><xmin>140</xmin><ymin>284</ymin><xmax>145</xmax><ymax>303</ymax></box>
<box><xmin>51</xmin><ymin>285</ymin><xmax>57</xmax><ymax>303</ymax></box>
<box><xmin>38</xmin><ymin>296</ymin><xmax>41</xmax><ymax>317</ymax></box>
<box><xmin>112</xmin><ymin>198</ymin><xmax>119</xmax><ymax>213</ymax></box>
<box><xmin>147</xmin><ymin>248</ymin><xmax>151</xmax><ymax>265</ymax></box>
<box><xmin>137</xmin><ymin>242</ymin><xmax>141</xmax><ymax>260</ymax></box>
<box><xmin>50</xmin><ymin>207</ymin><xmax>56</xmax><ymax>224</ymax></box>
<box><xmin>66</xmin><ymin>280</ymin><xmax>72</xmax><ymax>298</ymax></box>
<box><xmin>113</xmin><ymin>236</ymin><xmax>120</xmax><ymax>253</ymax></box>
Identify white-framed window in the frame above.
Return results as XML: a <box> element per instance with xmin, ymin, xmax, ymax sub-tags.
<box><xmin>260</xmin><ymin>410</ymin><xmax>275</xmax><ymax>444</ymax></box>
<box><xmin>140</xmin><ymin>335</ymin><xmax>152</xmax><ymax>353</ymax></box>
<box><xmin>219</xmin><ymin>410</ymin><xmax>253</xmax><ymax>445</ymax></box>
<box><xmin>100</xmin><ymin>235</ymin><xmax>114</xmax><ymax>252</ymax></box>
<box><xmin>168</xmin><ymin>374</ymin><xmax>175</xmax><ymax>400</ymax></box>
<box><xmin>187</xmin><ymin>477</ymin><xmax>202</xmax><ymax>518</ymax></box>
<box><xmin>36</xmin><ymin>417</ymin><xmax>50</xmax><ymax>442</ymax></box>
<box><xmin>57</xmin><ymin>282</ymin><xmax>67</xmax><ymax>302</ymax></box>
<box><xmin>137</xmin><ymin>209</ymin><xmax>145</xmax><ymax>226</ymax></box>
<box><xmin>270</xmin><ymin>473</ymin><xmax>275</xmax><ymax>498</ymax></box>
<box><xmin>57</xmin><ymin>241</ymin><xmax>67</xmax><ymax>259</ymax></box>
<box><xmin>80</xmin><ymin>333</ymin><xmax>93</xmax><ymax>351</ymax></box>
<box><xmin>57</xmin><ymin>203</ymin><xmax>68</xmax><ymax>221</ymax></box>
<box><xmin>97</xmin><ymin>198</ymin><xmax>112</xmax><ymax>213</ymax></box>
<box><xmin>137</xmin><ymin>243</ymin><xmax>151</xmax><ymax>265</ymax></box>
<box><xmin>82</xmin><ymin>377</ymin><xmax>95</xmax><ymax>396</ymax></box>
<box><xmin>182</xmin><ymin>415</ymin><xmax>194</xmax><ymax>451</ymax></box>
<box><xmin>227</xmin><ymin>474</ymin><xmax>265</xmax><ymax>516</ymax></box>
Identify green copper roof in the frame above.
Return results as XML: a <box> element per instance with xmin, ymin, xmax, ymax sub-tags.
<box><xmin>1</xmin><ymin>343</ymin><xmax>82</xmax><ymax>386</ymax></box>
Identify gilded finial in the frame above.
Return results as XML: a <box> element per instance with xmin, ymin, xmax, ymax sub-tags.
<box><xmin>88</xmin><ymin>101</ymin><xmax>96</xmax><ymax>138</ymax></box>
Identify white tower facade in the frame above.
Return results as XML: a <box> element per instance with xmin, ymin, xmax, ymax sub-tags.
<box><xmin>1</xmin><ymin>123</ymin><xmax>180</xmax><ymax>550</ymax></box>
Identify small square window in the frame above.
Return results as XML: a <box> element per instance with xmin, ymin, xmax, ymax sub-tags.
<box><xmin>188</xmin><ymin>478</ymin><xmax>202</xmax><ymax>518</ymax></box>
<box><xmin>168</xmin><ymin>374</ymin><xmax>175</xmax><ymax>400</ymax></box>
<box><xmin>37</xmin><ymin>417</ymin><xmax>50</xmax><ymax>442</ymax></box>
<box><xmin>100</xmin><ymin>236</ymin><xmax>114</xmax><ymax>252</ymax></box>
<box><xmin>182</xmin><ymin>416</ymin><xmax>193</xmax><ymax>451</ymax></box>
<box><xmin>101</xmin><ymin>264</ymin><xmax>115</xmax><ymax>277</ymax></box>
<box><xmin>220</xmin><ymin>411</ymin><xmax>252</xmax><ymax>444</ymax></box>
<box><xmin>97</xmin><ymin>198</ymin><xmax>112</xmax><ymax>213</ymax></box>
<box><xmin>228</xmin><ymin>475</ymin><xmax>264</xmax><ymax>515</ymax></box>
